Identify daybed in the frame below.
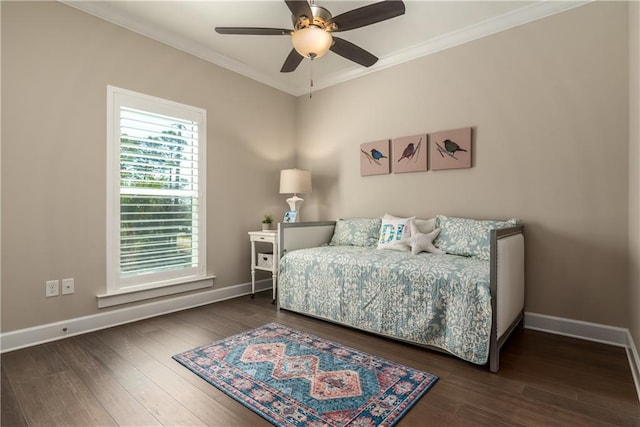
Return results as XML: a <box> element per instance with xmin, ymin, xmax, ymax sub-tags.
<box><xmin>277</xmin><ymin>216</ymin><xmax>525</xmax><ymax>372</ymax></box>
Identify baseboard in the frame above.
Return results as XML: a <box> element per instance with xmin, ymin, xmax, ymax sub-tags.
<box><xmin>627</xmin><ymin>331</ymin><xmax>640</xmax><ymax>403</ymax></box>
<box><xmin>524</xmin><ymin>312</ymin><xmax>629</xmax><ymax>347</ymax></box>
<box><xmin>525</xmin><ymin>312</ymin><xmax>639</xmax><ymax>402</ymax></box>
<box><xmin>0</xmin><ymin>279</ymin><xmax>272</xmax><ymax>353</ymax></box>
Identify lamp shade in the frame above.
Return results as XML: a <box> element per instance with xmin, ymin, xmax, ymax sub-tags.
<box><xmin>280</xmin><ymin>169</ymin><xmax>312</xmax><ymax>194</ymax></box>
<box><xmin>291</xmin><ymin>27</ymin><xmax>333</xmax><ymax>59</ymax></box>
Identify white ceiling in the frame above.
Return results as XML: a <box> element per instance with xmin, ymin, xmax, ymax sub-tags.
<box><xmin>63</xmin><ymin>1</ymin><xmax>587</xmax><ymax>96</ymax></box>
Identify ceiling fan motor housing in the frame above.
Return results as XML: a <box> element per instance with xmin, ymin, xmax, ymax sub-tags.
<box><xmin>292</xmin><ymin>5</ymin><xmax>335</xmax><ymax>31</ymax></box>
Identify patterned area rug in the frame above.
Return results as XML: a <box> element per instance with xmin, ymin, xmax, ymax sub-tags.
<box><xmin>173</xmin><ymin>323</ymin><xmax>438</xmax><ymax>427</ymax></box>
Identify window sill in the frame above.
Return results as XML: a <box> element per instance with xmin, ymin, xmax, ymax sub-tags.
<box><xmin>97</xmin><ymin>276</ymin><xmax>215</xmax><ymax>308</ymax></box>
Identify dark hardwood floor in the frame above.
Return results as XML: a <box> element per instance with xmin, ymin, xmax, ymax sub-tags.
<box><xmin>2</xmin><ymin>291</ymin><xmax>639</xmax><ymax>426</ymax></box>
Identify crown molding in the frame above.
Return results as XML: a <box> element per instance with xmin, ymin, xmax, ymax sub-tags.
<box><xmin>60</xmin><ymin>0</ymin><xmax>295</xmax><ymax>94</ymax></box>
<box><xmin>305</xmin><ymin>1</ymin><xmax>591</xmax><ymax>96</ymax></box>
<box><xmin>60</xmin><ymin>1</ymin><xmax>591</xmax><ymax>97</ymax></box>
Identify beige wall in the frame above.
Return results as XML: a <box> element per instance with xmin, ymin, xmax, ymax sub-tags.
<box><xmin>1</xmin><ymin>1</ymin><xmax>635</xmax><ymax>336</ymax></box>
<box><xmin>1</xmin><ymin>2</ymin><xmax>296</xmax><ymax>331</ymax></box>
<box><xmin>296</xmin><ymin>2</ymin><xmax>630</xmax><ymax>327</ymax></box>
<box><xmin>630</xmin><ymin>1</ymin><xmax>640</xmax><ymax>352</ymax></box>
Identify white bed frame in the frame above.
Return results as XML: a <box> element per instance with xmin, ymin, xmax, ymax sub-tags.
<box><xmin>277</xmin><ymin>221</ymin><xmax>525</xmax><ymax>372</ymax></box>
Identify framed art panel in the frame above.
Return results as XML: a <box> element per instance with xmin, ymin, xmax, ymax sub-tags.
<box><xmin>360</xmin><ymin>139</ymin><xmax>390</xmax><ymax>176</ymax></box>
<box><xmin>392</xmin><ymin>134</ymin><xmax>427</xmax><ymax>173</ymax></box>
<box><xmin>283</xmin><ymin>210</ymin><xmax>297</xmax><ymax>223</ymax></box>
<box><xmin>430</xmin><ymin>127</ymin><xmax>472</xmax><ymax>171</ymax></box>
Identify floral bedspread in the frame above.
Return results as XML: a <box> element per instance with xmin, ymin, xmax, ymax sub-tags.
<box><xmin>278</xmin><ymin>246</ymin><xmax>492</xmax><ymax>365</ymax></box>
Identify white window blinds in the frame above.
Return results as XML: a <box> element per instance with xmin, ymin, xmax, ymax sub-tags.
<box><xmin>107</xmin><ymin>87</ymin><xmax>206</xmax><ymax>292</ymax></box>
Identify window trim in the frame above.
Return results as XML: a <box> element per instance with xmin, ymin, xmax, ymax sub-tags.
<box><xmin>105</xmin><ymin>85</ymin><xmax>209</xmax><ymax>304</ymax></box>
<box><xmin>96</xmin><ymin>276</ymin><xmax>214</xmax><ymax>308</ymax></box>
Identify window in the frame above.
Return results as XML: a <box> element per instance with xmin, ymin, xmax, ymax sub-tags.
<box><xmin>105</xmin><ymin>86</ymin><xmax>209</xmax><ymax>304</ymax></box>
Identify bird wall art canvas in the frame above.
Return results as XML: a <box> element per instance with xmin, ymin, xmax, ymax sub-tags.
<box><xmin>430</xmin><ymin>127</ymin><xmax>472</xmax><ymax>170</ymax></box>
<box><xmin>360</xmin><ymin>139</ymin><xmax>390</xmax><ymax>176</ymax></box>
<box><xmin>392</xmin><ymin>134</ymin><xmax>427</xmax><ymax>173</ymax></box>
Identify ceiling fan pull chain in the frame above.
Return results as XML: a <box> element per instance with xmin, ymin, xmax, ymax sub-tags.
<box><xmin>309</xmin><ymin>58</ymin><xmax>314</xmax><ymax>99</ymax></box>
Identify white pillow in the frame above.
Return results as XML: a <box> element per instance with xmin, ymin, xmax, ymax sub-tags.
<box><xmin>413</xmin><ymin>217</ymin><xmax>436</xmax><ymax>234</ymax></box>
<box><xmin>377</xmin><ymin>214</ymin><xmax>414</xmax><ymax>251</ymax></box>
<box><xmin>409</xmin><ymin>221</ymin><xmax>444</xmax><ymax>255</ymax></box>
<box><xmin>384</xmin><ymin>214</ymin><xmax>435</xmax><ymax>233</ymax></box>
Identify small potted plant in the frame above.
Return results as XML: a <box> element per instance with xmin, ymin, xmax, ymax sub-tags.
<box><xmin>261</xmin><ymin>214</ymin><xmax>274</xmax><ymax>231</ymax></box>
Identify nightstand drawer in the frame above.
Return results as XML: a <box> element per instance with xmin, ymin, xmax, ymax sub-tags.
<box><xmin>257</xmin><ymin>252</ymin><xmax>274</xmax><ymax>269</ymax></box>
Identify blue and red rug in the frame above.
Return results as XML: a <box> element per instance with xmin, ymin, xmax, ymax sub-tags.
<box><xmin>173</xmin><ymin>323</ymin><xmax>438</xmax><ymax>427</ymax></box>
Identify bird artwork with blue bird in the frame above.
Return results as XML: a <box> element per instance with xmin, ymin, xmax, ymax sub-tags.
<box><xmin>360</xmin><ymin>144</ymin><xmax>390</xmax><ymax>173</ymax></box>
<box><xmin>370</xmin><ymin>148</ymin><xmax>387</xmax><ymax>160</ymax></box>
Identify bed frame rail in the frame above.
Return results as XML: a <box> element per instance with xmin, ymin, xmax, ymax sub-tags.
<box><xmin>278</xmin><ymin>221</ymin><xmax>336</xmax><ymax>260</ymax></box>
<box><xmin>489</xmin><ymin>225</ymin><xmax>525</xmax><ymax>372</ymax></box>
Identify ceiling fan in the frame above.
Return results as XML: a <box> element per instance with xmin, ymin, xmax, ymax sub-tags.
<box><xmin>215</xmin><ymin>0</ymin><xmax>406</xmax><ymax>73</ymax></box>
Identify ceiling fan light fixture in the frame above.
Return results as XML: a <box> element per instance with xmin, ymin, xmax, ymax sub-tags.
<box><xmin>291</xmin><ymin>26</ymin><xmax>332</xmax><ymax>59</ymax></box>
<box><xmin>216</xmin><ymin>0</ymin><xmax>405</xmax><ymax>72</ymax></box>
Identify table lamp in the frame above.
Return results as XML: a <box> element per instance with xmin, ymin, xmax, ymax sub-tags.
<box><xmin>279</xmin><ymin>169</ymin><xmax>312</xmax><ymax>221</ymax></box>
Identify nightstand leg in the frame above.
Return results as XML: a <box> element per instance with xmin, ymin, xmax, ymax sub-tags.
<box><xmin>250</xmin><ymin>240</ymin><xmax>256</xmax><ymax>298</ymax></box>
<box><xmin>271</xmin><ymin>272</ymin><xmax>276</xmax><ymax>304</ymax></box>
<box><xmin>272</xmin><ymin>240</ymin><xmax>278</xmax><ymax>304</ymax></box>
<box><xmin>251</xmin><ymin>270</ymin><xmax>256</xmax><ymax>299</ymax></box>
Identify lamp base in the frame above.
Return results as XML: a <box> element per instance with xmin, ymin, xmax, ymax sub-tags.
<box><xmin>286</xmin><ymin>195</ymin><xmax>304</xmax><ymax>221</ymax></box>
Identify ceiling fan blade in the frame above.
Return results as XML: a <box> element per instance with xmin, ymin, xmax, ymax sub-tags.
<box><xmin>215</xmin><ymin>27</ymin><xmax>292</xmax><ymax>36</ymax></box>
<box><xmin>329</xmin><ymin>1</ymin><xmax>405</xmax><ymax>32</ymax></box>
<box><xmin>285</xmin><ymin>0</ymin><xmax>313</xmax><ymax>20</ymax></box>
<box><xmin>281</xmin><ymin>48</ymin><xmax>304</xmax><ymax>73</ymax></box>
<box><xmin>330</xmin><ymin>37</ymin><xmax>378</xmax><ymax>67</ymax></box>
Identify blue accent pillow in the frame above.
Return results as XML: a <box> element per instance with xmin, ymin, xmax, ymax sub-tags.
<box><xmin>329</xmin><ymin>218</ymin><xmax>382</xmax><ymax>247</ymax></box>
<box><xmin>434</xmin><ymin>215</ymin><xmax>519</xmax><ymax>260</ymax></box>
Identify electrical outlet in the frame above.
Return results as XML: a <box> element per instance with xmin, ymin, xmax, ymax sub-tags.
<box><xmin>46</xmin><ymin>280</ymin><xmax>59</xmax><ymax>297</ymax></box>
<box><xmin>62</xmin><ymin>278</ymin><xmax>74</xmax><ymax>295</ymax></box>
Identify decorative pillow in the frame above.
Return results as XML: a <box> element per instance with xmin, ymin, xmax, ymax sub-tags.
<box><xmin>377</xmin><ymin>214</ymin><xmax>414</xmax><ymax>251</ymax></box>
<box><xmin>434</xmin><ymin>215</ymin><xmax>519</xmax><ymax>260</ymax></box>
<box><xmin>329</xmin><ymin>217</ymin><xmax>381</xmax><ymax>247</ymax></box>
<box><xmin>413</xmin><ymin>217</ymin><xmax>437</xmax><ymax>234</ymax></box>
<box><xmin>409</xmin><ymin>221</ymin><xmax>444</xmax><ymax>255</ymax></box>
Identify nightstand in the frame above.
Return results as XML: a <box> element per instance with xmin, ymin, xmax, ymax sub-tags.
<box><xmin>248</xmin><ymin>230</ymin><xmax>278</xmax><ymax>303</ymax></box>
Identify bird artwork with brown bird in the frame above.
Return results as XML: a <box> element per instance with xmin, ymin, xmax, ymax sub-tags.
<box><xmin>397</xmin><ymin>143</ymin><xmax>415</xmax><ymax>162</ymax></box>
<box><xmin>397</xmin><ymin>137</ymin><xmax>422</xmax><ymax>163</ymax></box>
